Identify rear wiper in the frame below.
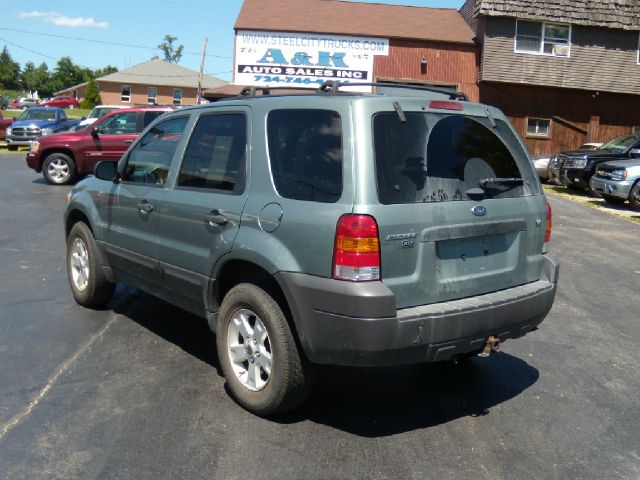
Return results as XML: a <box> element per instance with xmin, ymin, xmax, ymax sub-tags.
<box><xmin>479</xmin><ymin>177</ymin><xmax>524</xmax><ymax>188</ymax></box>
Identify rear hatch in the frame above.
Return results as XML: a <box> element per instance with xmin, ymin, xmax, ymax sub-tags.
<box><xmin>361</xmin><ymin>101</ymin><xmax>545</xmax><ymax>309</ymax></box>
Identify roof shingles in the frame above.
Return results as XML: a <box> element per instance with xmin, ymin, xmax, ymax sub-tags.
<box><xmin>473</xmin><ymin>0</ymin><xmax>640</xmax><ymax>31</ymax></box>
<box><xmin>235</xmin><ymin>0</ymin><xmax>475</xmax><ymax>45</ymax></box>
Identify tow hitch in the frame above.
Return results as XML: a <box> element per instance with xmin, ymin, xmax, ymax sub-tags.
<box><xmin>478</xmin><ymin>335</ymin><xmax>500</xmax><ymax>358</ymax></box>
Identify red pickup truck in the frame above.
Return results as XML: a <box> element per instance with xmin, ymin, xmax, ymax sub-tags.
<box><xmin>0</xmin><ymin>110</ymin><xmax>14</xmax><ymax>142</ymax></box>
<box><xmin>26</xmin><ymin>106</ymin><xmax>171</xmax><ymax>184</ymax></box>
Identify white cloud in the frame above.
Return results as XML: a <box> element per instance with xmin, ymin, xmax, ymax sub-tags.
<box><xmin>19</xmin><ymin>11</ymin><xmax>109</xmax><ymax>28</ymax></box>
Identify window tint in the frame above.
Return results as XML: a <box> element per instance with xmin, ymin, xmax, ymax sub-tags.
<box><xmin>143</xmin><ymin>111</ymin><xmax>166</xmax><ymax>129</ymax></box>
<box><xmin>99</xmin><ymin>111</ymin><xmax>138</xmax><ymax>135</ymax></box>
<box><xmin>374</xmin><ymin>113</ymin><xmax>537</xmax><ymax>204</ymax></box>
<box><xmin>178</xmin><ymin>114</ymin><xmax>247</xmax><ymax>193</ymax></box>
<box><xmin>267</xmin><ymin>109</ymin><xmax>342</xmax><ymax>203</ymax></box>
<box><xmin>123</xmin><ymin>116</ymin><xmax>188</xmax><ymax>184</ymax></box>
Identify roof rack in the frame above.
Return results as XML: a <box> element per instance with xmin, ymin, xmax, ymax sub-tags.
<box><xmin>236</xmin><ymin>81</ymin><xmax>468</xmax><ymax>101</ymax></box>
<box><xmin>319</xmin><ymin>81</ymin><xmax>468</xmax><ymax>101</ymax></box>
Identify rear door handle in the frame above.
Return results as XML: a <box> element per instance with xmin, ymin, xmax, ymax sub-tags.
<box><xmin>204</xmin><ymin>210</ymin><xmax>227</xmax><ymax>226</ymax></box>
<box><xmin>137</xmin><ymin>201</ymin><xmax>154</xmax><ymax>214</ymax></box>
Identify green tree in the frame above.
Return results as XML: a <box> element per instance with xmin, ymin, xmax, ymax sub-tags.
<box><xmin>93</xmin><ymin>65</ymin><xmax>118</xmax><ymax>79</ymax></box>
<box><xmin>80</xmin><ymin>78</ymin><xmax>101</xmax><ymax>109</ymax></box>
<box><xmin>0</xmin><ymin>45</ymin><xmax>21</xmax><ymax>90</ymax></box>
<box><xmin>49</xmin><ymin>56</ymin><xmax>85</xmax><ymax>93</ymax></box>
<box><xmin>158</xmin><ymin>35</ymin><xmax>184</xmax><ymax>63</ymax></box>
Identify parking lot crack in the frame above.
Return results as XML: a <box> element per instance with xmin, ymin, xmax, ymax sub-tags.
<box><xmin>0</xmin><ymin>313</ymin><xmax>118</xmax><ymax>442</ymax></box>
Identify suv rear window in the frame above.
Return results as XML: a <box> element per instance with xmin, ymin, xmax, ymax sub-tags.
<box><xmin>267</xmin><ymin>109</ymin><xmax>342</xmax><ymax>203</ymax></box>
<box><xmin>374</xmin><ymin>113</ymin><xmax>538</xmax><ymax>204</ymax></box>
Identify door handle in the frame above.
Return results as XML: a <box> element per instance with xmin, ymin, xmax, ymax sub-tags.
<box><xmin>124</xmin><ymin>139</ymin><xmax>134</xmax><ymax>144</ymax></box>
<box><xmin>204</xmin><ymin>210</ymin><xmax>228</xmax><ymax>226</ymax></box>
<box><xmin>137</xmin><ymin>201</ymin><xmax>154</xmax><ymax>214</ymax></box>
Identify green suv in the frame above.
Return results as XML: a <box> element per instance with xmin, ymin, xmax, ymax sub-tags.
<box><xmin>64</xmin><ymin>83</ymin><xmax>559</xmax><ymax>415</ymax></box>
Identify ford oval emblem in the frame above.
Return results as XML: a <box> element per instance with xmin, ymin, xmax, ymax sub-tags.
<box><xmin>472</xmin><ymin>205</ymin><xmax>487</xmax><ymax>217</ymax></box>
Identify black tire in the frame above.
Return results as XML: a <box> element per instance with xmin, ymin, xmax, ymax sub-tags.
<box><xmin>66</xmin><ymin>222</ymin><xmax>115</xmax><ymax>308</ymax></box>
<box><xmin>217</xmin><ymin>283</ymin><xmax>314</xmax><ymax>415</ymax></box>
<box><xmin>7</xmin><ymin>145</ymin><xmax>18</xmax><ymax>151</ymax></box>
<box><xmin>43</xmin><ymin>152</ymin><xmax>77</xmax><ymax>185</ymax></box>
<box><xmin>602</xmin><ymin>194</ymin><xmax>626</xmax><ymax>205</ymax></box>
<box><xmin>629</xmin><ymin>182</ymin><xmax>640</xmax><ymax>211</ymax></box>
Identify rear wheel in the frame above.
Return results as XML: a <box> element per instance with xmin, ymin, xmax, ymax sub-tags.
<box><xmin>66</xmin><ymin>222</ymin><xmax>115</xmax><ymax>308</ymax></box>
<box><xmin>217</xmin><ymin>283</ymin><xmax>314</xmax><ymax>415</ymax></box>
<box><xmin>43</xmin><ymin>152</ymin><xmax>77</xmax><ymax>185</ymax></box>
<box><xmin>628</xmin><ymin>182</ymin><xmax>640</xmax><ymax>211</ymax></box>
<box><xmin>602</xmin><ymin>194</ymin><xmax>626</xmax><ymax>205</ymax></box>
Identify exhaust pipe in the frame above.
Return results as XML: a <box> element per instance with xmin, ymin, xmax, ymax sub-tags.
<box><xmin>478</xmin><ymin>335</ymin><xmax>500</xmax><ymax>358</ymax></box>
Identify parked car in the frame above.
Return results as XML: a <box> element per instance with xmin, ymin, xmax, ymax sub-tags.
<box><xmin>539</xmin><ymin>143</ymin><xmax>602</xmax><ymax>183</ymax></box>
<box><xmin>76</xmin><ymin>105</ymin><xmax>130</xmax><ymax>129</ymax></box>
<box><xmin>63</xmin><ymin>83</ymin><xmax>559</xmax><ymax>415</ymax></box>
<box><xmin>39</xmin><ymin>96</ymin><xmax>80</xmax><ymax>109</ymax></box>
<box><xmin>26</xmin><ymin>106</ymin><xmax>171</xmax><ymax>184</ymax></box>
<box><xmin>555</xmin><ymin>136</ymin><xmax>640</xmax><ymax>190</ymax></box>
<box><xmin>589</xmin><ymin>159</ymin><xmax>640</xmax><ymax>210</ymax></box>
<box><xmin>0</xmin><ymin>110</ymin><xmax>15</xmax><ymax>141</ymax></box>
<box><xmin>10</xmin><ymin>97</ymin><xmax>39</xmax><ymax>109</ymax></box>
<box><xmin>6</xmin><ymin>107</ymin><xmax>82</xmax><ymax>151</ymax></box>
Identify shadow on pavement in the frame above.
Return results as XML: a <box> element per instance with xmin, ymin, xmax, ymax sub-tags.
<box><xmin>111</xmin><ymin>286</ymin><xmax>221</xmax><ymax>372</ymax></box>
<box><xmin>110</xmin><ymin>286</ymin><xmax>539</xmax><ymax>436</ymax></box>
<box><xmin>276</xmin><ymin>352</ymin><xmax>539</xmax><ymax>436</ymax></box>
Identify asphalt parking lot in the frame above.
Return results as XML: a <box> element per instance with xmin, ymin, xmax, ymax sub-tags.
<box><xmin>0</xmin><ymin>151</ymin><xmax>639</xmax><ymax>480</ymax></box>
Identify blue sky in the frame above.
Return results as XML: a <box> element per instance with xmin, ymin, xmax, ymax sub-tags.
<box><xmin>0</xmin><ymin>0</ymin><xmax>464</xmax><ymax>82</ymax></box>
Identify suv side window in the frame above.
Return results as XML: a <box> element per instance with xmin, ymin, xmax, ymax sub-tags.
<box><xmin>177</xmin><ymin>114</ymin><xmax>247</xmax><ymax>193</ymax></box>
<box><xmin>122</xmin><ymin>116</ymin><xmax>189</xmax><ymax>185</ymax></box>
<box><xmin>99</xmin><ymin>111</ymin><xmax>138</xmax><ymax>135</ymax></box>
<box><xmin>267</xmin><ymin>109</ymin><xmax>342</xmax><ymax>203</ymax></box>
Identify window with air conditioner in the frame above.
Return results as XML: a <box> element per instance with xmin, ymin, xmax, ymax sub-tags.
<box><xmin>516</xmin><ymin>21</ymin><xmax>570</xmax><ymax>57</ymax></box>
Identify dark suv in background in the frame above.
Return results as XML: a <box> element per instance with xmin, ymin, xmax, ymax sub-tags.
<box><xmin>64</xmin><ymin>83</ymin><xmax>558</xmax><ymax>415</ymax></box>
<box><xmin>557</xmin><ymin>134</ymin><xmax>640</xmax><ymax>191</ymax></box>
<box><xmin>26</xmin><ymin>106</ymin><xmax>171</xmax><ymax>184</ymax></box>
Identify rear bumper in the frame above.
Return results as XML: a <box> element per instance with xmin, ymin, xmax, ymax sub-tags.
<box><xmin>277</xmin><ymin>254</ymin><xmax>559</xmax><ymax>367</ymax></box>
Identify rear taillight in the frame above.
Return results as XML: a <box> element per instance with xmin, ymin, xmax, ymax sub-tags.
<box><xmin>544</xmin><ymin>202</ymin><xmax>552</xmax><ymax>244</ymax></box>
<box><xmin>333</xmin><ymin>214</ymin><xmax>380</xmax><ymax>281</ymax></box>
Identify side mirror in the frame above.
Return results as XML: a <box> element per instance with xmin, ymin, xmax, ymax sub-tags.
<box><xmin>81</xmin><ymin>116</ymin><xmax>86</xmax><ymax>120</ymax></box>
<box><xmin>629</xmin><ymin>148</ymin><xmax>640</xmax><ymax>157</ymax></box>
<box><xmin>94</xmin><ymin>161</ymin><xmax>118</xmax><ymax>182</ymax></box>
<box><xmin>91</xmin><ymin>128</ymin><xmax>100</xmax><ymax>138</ymax></box>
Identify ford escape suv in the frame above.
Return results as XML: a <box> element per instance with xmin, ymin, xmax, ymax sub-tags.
<box><xmin>64</xmin><ymin>83</ymin><xmax>559</xmax><ymax>415</ymax></box>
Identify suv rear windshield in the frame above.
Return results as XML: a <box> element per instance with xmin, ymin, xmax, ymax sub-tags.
<box><xmin>267</xmin><ymin>109</ymin><xmax>342</xmax><ymax>203</ymax></box>
<box><xmin>373</xmin><ymin>113</ymin><xmax>538</xmax><ymax>204</ymax></box>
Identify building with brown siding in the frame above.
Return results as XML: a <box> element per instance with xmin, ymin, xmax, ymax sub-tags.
<box><xmin>462</xmin><ymin>0</ymin><xmax>640</xmax><ymax>155</ymax></box>
<box><xmin>227</xmin><ymin>0</ymin><xmax>479</xmax><ymax>101</ymax></box>
<box><xmin>56</xmin><ymin>58</ymin><xmax>227</xmax><ymax>106</ymax></box>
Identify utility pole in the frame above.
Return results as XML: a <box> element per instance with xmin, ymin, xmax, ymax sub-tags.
<box><xmin>196</xmin><ymin>37</ymin><xmax>208</xmax><ymax>104</ymax></box>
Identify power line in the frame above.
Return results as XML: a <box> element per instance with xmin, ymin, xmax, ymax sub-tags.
<box><xmin>0</xmin><ymin>27</ymin><xmax>233</xmax><ymax>59</ymax></box>
<box><xmin>0</xmin><ymin>35</ymin><xmax>232</xmax><ymax>79</ymax></box>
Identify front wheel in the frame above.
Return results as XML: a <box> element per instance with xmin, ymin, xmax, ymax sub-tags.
<box><xmin>217</xmin><ymin>283</ymin><xmax>314</xmax><ymax>415</ymax></box>
<box><xmin>66</xmin><ymin>222</ymin><xmax>115</xmax><ymax>308</ymax></box>
<box><xmin>43</xmin><ymin>152</ymin><xmax>77</xmax><ymax>185</ymax></box>
<box><xmin>628</xmin><ymin>182</ymin><xmax>640</xmax><ymax>211</ymax></box>
<box><xmin>7</xmin><ymin>145</ymin><xmax>18</xmax><ymax>151</ymax></box>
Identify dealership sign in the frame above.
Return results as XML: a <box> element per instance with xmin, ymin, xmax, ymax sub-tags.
<box><xmin>235</xmin><ymin>30</ymin><xmax>389</xmax><ymax>92</ymax></box>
